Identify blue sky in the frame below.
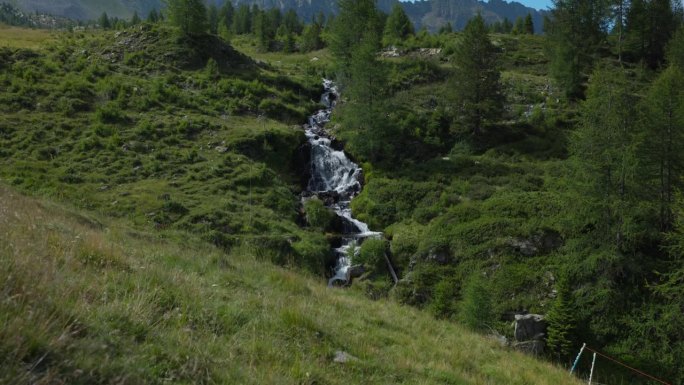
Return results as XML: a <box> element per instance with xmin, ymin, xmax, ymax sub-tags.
<box><xmin>399</xmin><ymin>0</ymin><xmax>554</xmax><ymax>11</ymax></box>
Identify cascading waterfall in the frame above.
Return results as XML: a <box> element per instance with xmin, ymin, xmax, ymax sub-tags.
<box><xmin>304</xmin><ymin>79</ymin><xmax>380</xmax><ymax>286</ymax></box>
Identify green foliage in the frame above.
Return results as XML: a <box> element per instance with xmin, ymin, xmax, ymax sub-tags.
<box><xmin>165</xmin><ymin>0</ymin><xmax>208</xmax><ymax>35</ymax></box>
<box><xmin>625</xmin><ymin>0</ymin><xmax>678</xmax><ymax>68</ymax></box>
<box><xmin>382</xmin><ymin>3</ymin><xmax>415</xmax><ymax>47</ymax></box>
<box><xmin>449</xmin><ymin>14</ymin><xmax>504</xmax><ymax>137</ymax></box>
<box><xmin>356</xmin><ymin>238</ymin><xmax>387</xmax><ymax>271</ymax></box>
<box><xmin>545</xmin><ymin>278</ymin><xmax>576</xmax><ymax>362</ymax></box>
<box><xmin>303</xmin><ymin>198</ymin><xmax>334</xmax><ymax>230</ymax></box>
<box><xmin>430</xmin><ymin>277</ymin><xmax>459</xmax><ymax>318</ymax></box>
<box><xmin>570</xmin><ymin>66</ymin><xmax>641</xmax><ymax>248</ymax></box>
<box><xmin>638</xmin><ymin>65</ymin><xmax>684</xmax><ymax>231</ymax></box>
<box><xmin>458</xmin><ymin>273</ymin><xmax>494</xmax><ymax>332</ymax></box>
<box><xmin>299</xmin><ymin>23</ymin><xmax>324</xmax><ymax>52</ymax></box>
<box><xmin>546</xmin><ymin>0</ymin><xmax>607</xmax><ymax>98</ymax></box>
<box><xmin>327</xmin><ymin>0</ymin><xmax>383</xmax><ymax>74</ymax></box>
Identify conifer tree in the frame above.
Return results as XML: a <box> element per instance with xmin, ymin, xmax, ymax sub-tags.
<box><xmin>546</xmin><ymin>278</ymin><xmax>576</xmax><ymax>362</ymax></box>
<box><xmin>638</xmin><ymin>66</ymin><xmax>684</xmax><ymax>231</ymax></box>
<box><xmin>99</xmin><ymin>12</ymin><xmax>111</xmax><ymax>29</ymax></box>
<box><xmin>512</xmin><ymin>16</ymin><xmax>525</xmax><ymax>34</ymax></box>
<box><xmin>219</xmin><ymin>2</ymin><xmax>234</xmax><ymax>32</ymax></box>
<box><xmin>283</xmin><ymin>9</ymin><xmax>302</xmax><ymax>35</ymax></box>
<box><xmin>233</xmin><ymin>4</ymin><xmax>251</xmax><ymax>34</ymax></box>
<box><xmin>546</xmin><ymin>0</ymin><xmax>608</xmax><ymax>98</ymax></box>
<box><xmin>571</xmin><ymin>66</ymin><xmax>639</xmax><ymax>247</ymax></box>
<box><xmin>165</xmin><ymin>0</ymin><xmax>208</xmax><ymax>35</ymax></box>
<box><xmin>300</xmin><ymin>23</ymin><xmax>323</xmax><ymax>52</ymax></box>
<box><xmin>382</xmin><ymin>3</ymin><xmax>414</xmax><ymax>46</ymax></box>
<box><xmin>439</xmin><ymin>22</ymin><xmax>453</xmax><ymax>34</ymax></box>
<box><xmin>208</xmin><ymin>4</ymin><xmax>219</xmax><ymax>35</ymax></box>
<box><xmin>524</xmin><ymin>13</ymin><xmax>534</xmax><ymax>34</ymax></box>
<box><xmin>131</xmin><ymin>11</ymin><xmax>141</xmax><ymax>25</ymax></box>
<box><xmin>327</xmin><ymin>0</ymin><xmax>383</xmax><ymax>75</ymax></box>
<box><xmin>449</xmin><ymin>14</ymin><xmax>504</xmax><ymax>137</ymax></box>
<box><xmin>147</xmin><ymin>9</ymin><xmax>159</xmax><ymax>23</ymax></box>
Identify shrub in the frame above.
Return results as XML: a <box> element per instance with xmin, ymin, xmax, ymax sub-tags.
<box><xmin>357</xmin><ymin>238</ymin><xmax>387</xmax><ymax>271</ymax></box>
<box><xmin>458</xmin><ymin>273</ymin><xmax>494</xmax><ymax>332</ymax></box>
<box><xmin>303</xmin><ymin>198</ymin><xmax>334</xmax><ymax>229</ymax></box>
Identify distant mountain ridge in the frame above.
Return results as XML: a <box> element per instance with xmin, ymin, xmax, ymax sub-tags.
<box><xmin>13</xmin><ymin>0</ymin><xmax>545</xmax><ymax>32</ymax></box>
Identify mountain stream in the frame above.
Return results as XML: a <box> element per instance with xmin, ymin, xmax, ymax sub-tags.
<box><xmin>303</xmin><ymin>80</ymin><xmax>381</xmax><ymax>286</ymax></box>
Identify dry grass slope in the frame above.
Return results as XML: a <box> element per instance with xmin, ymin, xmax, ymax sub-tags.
<box><xmin>0</xmin><ymin>184</ymin><xmax>582</xmax><ymax>384</ymax></box>
<box><xmin>0</xmin><ymin>24</ymin><xmax>55</xmax><ymax>49</ymax></box>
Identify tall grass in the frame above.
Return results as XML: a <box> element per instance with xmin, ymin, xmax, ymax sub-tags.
<box><xmin>0</xmin><ymin>185</ymin><xmax>582</xmax><ymax>384</ymax></box>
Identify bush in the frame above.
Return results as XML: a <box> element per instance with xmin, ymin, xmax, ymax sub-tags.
<box><xmin>303</xmin><ymin>198</ymin><xmax>334</xmax><ymax>230</ymax></box>
<box><xmin>458</xmin><ymin>273</ymin><xmax>494</xmax><ymax>332</ymax></box>
<box><xmin>357</xmin><ymin>238</ymin><xmax>387</xmax><ymax>271</ymax></box>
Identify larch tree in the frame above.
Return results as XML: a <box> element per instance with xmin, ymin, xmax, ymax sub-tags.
<box><xmin>638</xmin><ymin>66</ymin><xmax>684</xmax><ymax>231</ymax></box>
<box><xmin>449</xmin><ymin>13</ymin><xmax>504</xmax><ymax>137</ymax></box>
<box><xmin>165</xmin><ymin>0</ymin><xmax>208</xmax><ymax>35</ymax></box>
<box><xmin>208</xmin><ymin>3</ymin><xmax>219</xmax><ymax>35</ymax></box>
<box><xmin>546</xmin><ymin>0</ymin><xmax>608</xmax><ymax>98</ymax></box>
<box><xmin>570</xmin><ymin>66</ymin><xmax>639</xmax><ymax>249</ymax></box>
<box><xmin>524</xmin><ymin>13</ymin><xmax>534</xmax><ymax>34</ymax></box>
<box><xmin>382</xmin><ymin>3</ymin><xmax>415</xmax><ymax>46</ymax></box>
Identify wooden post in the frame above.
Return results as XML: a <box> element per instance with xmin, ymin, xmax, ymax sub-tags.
<box><xmin>383</xmin><ymin>252</ymin><xmax>399</xmax><ymax>284</ymax></box>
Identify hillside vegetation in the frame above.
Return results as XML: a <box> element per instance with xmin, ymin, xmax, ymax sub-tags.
<box><xmin>0</xmin><ymin>184</ymin><xmax>584</xmax><ymax>384</ymax></box>
<box><xmin>3</xmin><ymin>0</ymin><xmax>684</xmax><ymax>382</ymax></box>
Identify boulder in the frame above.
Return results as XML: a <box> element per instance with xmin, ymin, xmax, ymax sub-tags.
<box><xmin>514</xmin><ymin>314</ymin><xmax>547</xmax><ymax>342</ymax></box>
<box><xmin>425</xmin><ymin>247</ymin><xmax>452</xmax><ymax>265</ymax></box>
<box><xmin>513</xmin><ymin>340</ymin><xmax>546</xmax><ymax>356</ymax></box>
<box><xmin>345</xmin><ymin>265</ymin><xmax>365</xmax><ymax>282</ymax></box>
<box><xmin>333</xmin><ymin>350</ymin><xmax>359</xmax><ymax>364</ymax></box>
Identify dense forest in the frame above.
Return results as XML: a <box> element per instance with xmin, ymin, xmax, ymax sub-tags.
<box><xmin>1</xmin><ymin>0</ymin><xmax>684</xmax><ymax>383</ymax></box>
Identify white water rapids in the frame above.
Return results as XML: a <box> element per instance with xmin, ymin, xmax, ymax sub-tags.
<box><xmin>304</xmin><ymin>79</ymin><xmax>381</xmax><ymax>286</ymax></box>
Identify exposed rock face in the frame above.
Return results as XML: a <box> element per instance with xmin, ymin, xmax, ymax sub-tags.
<box><xmin>513</xmin><ymin>314</ymin><xmax>547</xmax><ymax>356</ymax></box>
<box><xmin>507</xmin><ymin>230</ymin><xmax>563</xmax><ymax>257</ymax></box>
<box><xmin>514</xmin><ymin>313</ymin><xmax>547</xmax><ymax>342</ymax></box>
<box><xmin>345</xmin><ymin>265</ymin><xmax>366</xmax><ymax>283</ymax></box>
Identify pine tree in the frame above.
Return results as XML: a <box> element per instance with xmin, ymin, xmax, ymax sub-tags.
<box><xmin>546</xmin><ymin>278</ymin><xmax>576</xmax><ymax>362</ymax></box>
<box><xmin>382</xmin><ymin>3</ymin><xmax>414</xmax><ymax>46</ymax></box>
<box><xmin>512</xmin><ymin>16</ymin><xmax>525</xmax><ymax>34</ymax></box>
<box><xmin>131</xmin><ymin>11</ymin><xmax>141</xmax><ymax>25</ymax></box>
<box><xmin>571</xmin><ymin>66</ymin><xmax>639</xmax><ymax>247</ymax></box>
<box><xmin>439</xmin><ymin>22</ymin><xmax>453</xmax><ymax>34</ymax></box>
<box><xmin>502</xmin><ymin>17</ymin><xmax>513</xmax><ymax>33</ymax></box>
<box><xmin>147</xmin><ymin>9</ymin><xmax>159</xmax><ymax>23</ymax></box>
<box><xmin>300</xmin><ymin>23</ymin><xmax>323</xmax><ymax>52</ymax></box>
<box><xmin>283</xmin><ymin>9</ymin><xmax>302</xmax><ymax>35</ymax></box>
<box><xmin>546</xmin><ymin>0</ymin><xmax>608</xmax><ymax>98</ymax></box>
<box><xmin>252</xmin><ymin>10</ymin><xmax>270</xmax><ymax>52</ymax></box>
<box><xmin>219</xmin><ymin>2</ymin><xmax>234</xmax><ymax>31</ymax></box>
<box><xmin>327</xmin><ymin>0</ymin><xmax>383</xmax><ymax>75</ymax></box>
<box><xmin>99</xmin><ymin>12</ymin><xmax>111</xmax><ymax>29</ymax></box>
<box><xmin>626</xmin><ymin>0</ymin><xmax>677</xmax><ymax>68</ymax></box>
<box><xmin>208</xmin><ymin>4</ymin><xmax>219</xmax><ymax>35</ymax></box>
<box><xmin>449</xmin><ymin>14</ymin><xmax>504</xmax><ymax>137</ymax></box>
<box><xmin>638</xmin><ymin>66</ymin><xmax>684</xmax><ymax>231</ymax></box>
<box><xmin>524</xmin><ymin>13</ymin><xmax>534</xmax><ymax>34</ymax></box>
<box><xmin>233</xmin><ymin>4</ymin><xmax>251</xmax><ymax>34</ymax></box>
<box><xmin>165</xmin><ymin>0</ymin><xmax>208</xmax><ymax>35</ymax></box>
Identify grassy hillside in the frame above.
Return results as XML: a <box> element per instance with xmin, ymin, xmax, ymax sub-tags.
<box><xmin>0</xmin><ymin>183</ymin><xmax>583</xmax><ymax>384</ymax></box>
<box><xmin>0</xmin><ymin>24</ymin><xmax>334</xmax><ymax>274</ymax></box>
<box><xmin>0</xmin><ymin>24</ymin><xmax>56</xmax><ymax>49</ymax></box>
